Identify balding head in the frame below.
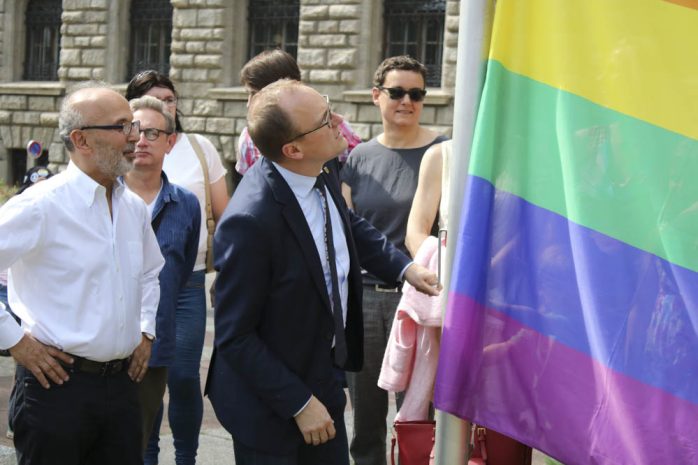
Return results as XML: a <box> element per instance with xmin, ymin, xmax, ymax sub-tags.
<box><xmin>247</xmin><ymin>79</ymin><xmax>303</xmax><ymax>162</ymax></box>
<box><xmin>57</xmin><ymin>81</ymin><xmax>138</xmax><ymax>185</ymax></box>
<box><xmin>59</xmin><ymin>82</ymin><xmax>128</xmax><ymax>152</ymax></box>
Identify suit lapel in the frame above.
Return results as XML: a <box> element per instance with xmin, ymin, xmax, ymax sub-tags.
<box><xmin>262</xmin><ymin>159</ymin><xmax>332</xmax><ymax>312</ymax></box>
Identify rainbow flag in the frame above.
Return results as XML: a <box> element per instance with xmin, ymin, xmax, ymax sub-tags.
<box><xmin>434</xmin><ymin>1</ymin><xmax>698</xmax><ymax>464</ymax></box>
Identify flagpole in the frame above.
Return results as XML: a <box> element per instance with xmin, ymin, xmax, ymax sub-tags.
<box><xmin>433</xmin><ymin>1</ymin><xmax>494</xmax><ymax>464</ymax></box>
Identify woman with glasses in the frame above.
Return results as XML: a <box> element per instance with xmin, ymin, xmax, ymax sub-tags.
<box><xmin>340</xmin><ymin>55</ymin><xmax>448</xmax><ymax>465</ymax></box>
<box><xmin>125</xmin><ymin>71</ymin><xmax>229</xmax><ymax>465</ymax></box>
<box><xmin>236</xmin><ymin>49</ymin><xmax>361</xmax><ymax>175</ymax></box>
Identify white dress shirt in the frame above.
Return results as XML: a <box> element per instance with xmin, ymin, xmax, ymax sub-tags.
<box><xmin>0</xmin><ymin>162</ymin><xmax>164</xmax><ymax>361</ymax></box>
<box><xmin>272</xmin><ymin>163</ymin><xmax>350</xmax><ymax>325</ymax></box>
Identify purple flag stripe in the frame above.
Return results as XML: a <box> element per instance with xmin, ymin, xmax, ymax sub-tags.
<box><xmin>446</xmin><ymin>175</ymin><xmax>698</xmax><ymax>402</ymax></box>
<box><xmin>434</xmin><ymin>294</ymin><xmax>698</xmax><ymax>465</ymax></box>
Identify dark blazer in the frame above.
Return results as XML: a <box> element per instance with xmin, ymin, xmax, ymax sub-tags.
<box><xmin>205</xmin><ymin>157</ymin><xmax>410</xmax><ymax>454</ymax></box>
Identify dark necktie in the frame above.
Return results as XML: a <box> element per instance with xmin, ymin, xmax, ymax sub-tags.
<box><xmin>314</xmin><ymin>176</ymin><xmax>348</xmax><ymax>366</ymax></box>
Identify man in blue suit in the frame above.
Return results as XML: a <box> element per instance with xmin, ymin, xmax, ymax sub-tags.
<box><xmin>206</xmin><ymin>80</ymin><xmax>439</xmax><ymax>465</ymax></box>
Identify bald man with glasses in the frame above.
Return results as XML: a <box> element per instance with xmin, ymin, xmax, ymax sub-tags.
<box><xmin>0</xmin><ymin>82</ymin><xmax>164</xmax><ymax>465</ymax></box>
<box><xmin>206</xmin><ymin>79</ymin><xmax>438</xmax><ymax>465</ymax></box>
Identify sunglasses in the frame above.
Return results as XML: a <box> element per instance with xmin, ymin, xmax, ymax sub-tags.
<box><xmin>377</xmin><ymin>86</ymin><xmax>427</xmax><ymax>102</ymax></box>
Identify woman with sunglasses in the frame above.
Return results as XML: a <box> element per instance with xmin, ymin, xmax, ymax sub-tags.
<box><xmin>340</xmin><ymin>55</ymin><xmax>448</xmax><ymax>465</ymax></box>
<box><xmin>125</xmin><ymin>71</ymin><xmax>229</xmax><ymax>465</ymax></box>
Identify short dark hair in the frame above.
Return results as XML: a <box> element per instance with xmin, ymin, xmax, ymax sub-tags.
<box><xmin>246</xmin><ymin>79</ymin><xmax>301</xmax><ymax>162</ymax></box>
<box><xmin>125</xmin><ymin>70</ymin><xmax>183</xmax><ymax>132</ymax></box>
<box><xmin>240</xmin><ymin>49</ymin><xmax>301</xmax><ymax>91</ymax></box>
<box><xmin>372</xmin><ymin>55</ymin><xmax>428</xmax><ymax>88</ymax></box>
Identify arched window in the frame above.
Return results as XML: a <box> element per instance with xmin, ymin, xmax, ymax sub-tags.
<box><xmin>23</xmin><ymin>0</ymin><xmax>62</xmax><ymax>81</ymax></box>
<box><xmin>383</xmin><ymin>0</ymin><xmax>446</xmax><ymax>87</ymax></box>
<box><xmin>128</xmin><ymin>0</ymin><xmax>173</xmax><ymax>77</ymax></box>
<box><xmin>247</xmin><ymin>0</ymin><xmax>299</xmax><ymax>59</ymax></box>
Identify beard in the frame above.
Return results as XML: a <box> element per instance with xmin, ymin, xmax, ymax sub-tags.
<box><xmin>94</xmin><ymin>141</ymin><xmax>134</xmax><ymax>178</ymax></box>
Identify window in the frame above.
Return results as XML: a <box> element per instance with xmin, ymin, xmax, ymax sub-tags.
<box><xmin>247</xmin><ymin>0</ymin><xmax>300</xmax><ymax>59</ymax></box>
<box><xmin>128</xmin><ymin>0</ymin><xmax>173</xmax><ymax>78</ymax></box>
<box><xmin>23</xmin><ymin>0</ymin><xmax>62</xmax><ymax>81</ymax></box>
<box><xmin>383</xmin><ymin>0</ymin><xmax>446</xmax><ymax>87</ymax></box>
<box><xmin>9</xmin><ymin>149</ymin><xmax>48</xmax><ymax>185</ymax></box>
<box><xmin>9</xmin><ymin>150</ymin><xmax>27</xmax><ymax>186</ymax></box>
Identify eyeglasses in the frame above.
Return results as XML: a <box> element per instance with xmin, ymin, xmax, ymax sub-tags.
<box><xmin>80</xmin><ymin>120</ymin><xmax>140</xmax><ymax>136</ymax></box>
<box><xmin>138</xmin><ymin>127</ymin><xmax>172</xmax><ymax>141</ymax></box>
<box><xmin>377</xmin><ymin>86</ymin><xmax>427</xmax><ymax>102</ymax></box>
<box><xmin>288</xmin><ymin>95</ymin><xmax>333</xmax><ymax>142</ymax></box>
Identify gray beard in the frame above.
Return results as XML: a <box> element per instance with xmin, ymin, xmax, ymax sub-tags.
<box><xmin>95</xmin><ymin>145</ymin><xmax>133</xmax><ymax>178</ymax></box>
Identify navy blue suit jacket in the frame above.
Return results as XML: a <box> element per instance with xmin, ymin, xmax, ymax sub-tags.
<box><xmin>205</xmin><ymin>157</ymin><xmax>410</xmax><ymax>453</ymax></box>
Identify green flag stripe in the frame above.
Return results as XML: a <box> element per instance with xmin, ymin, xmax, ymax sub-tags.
<box><xmin>470</xmin><ymin>60</ymin><xmax>698</xmax><ymax>272</ymax></box>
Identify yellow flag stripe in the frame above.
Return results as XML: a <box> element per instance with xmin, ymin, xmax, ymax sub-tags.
<box><xmin>491</xmin><ymin>0</ymin><xmax>698</xmax><ymax>140</ymax></box>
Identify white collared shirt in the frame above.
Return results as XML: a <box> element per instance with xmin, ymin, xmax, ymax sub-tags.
<box><xmin>272</xmin><ymin>163</ymin><xmax>350</xmax><ymax>326</ymax></box>
<box><xmin>0</xmin><ymin>162</ymin><xmax>165</xmax><ymax>361</ymax></box>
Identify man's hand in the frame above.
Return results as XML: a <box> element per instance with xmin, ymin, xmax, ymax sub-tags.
<box><xmin>404</xmin><ymin>263</ymin><xmax>440</xmax><ymax>296</ymax></box>
<box><xmin>128</xmin><ymin>334</ymin><xmax>152</xmax><ymax>382</ymax></box>
<box><xmin>9</xmin><ymin>334</ymin><xmax>73</xmax><ymax>389</ymax></box>
<box><xmin>294</xmin><ymin>395</ymin><xmax>336</xmax><ymax>446</ymax></box>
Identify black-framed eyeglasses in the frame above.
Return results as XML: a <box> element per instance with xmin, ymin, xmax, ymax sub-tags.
<box><xmin>288</xmin><ymin>95</ymin><xmax>333</xmax><ymax>142</ymax></box>
<box><xmin>138</xmin><ymin>127</ymin><xmax>172</xmax><ymax>141</ymax></box>
<box><xmin>80</xmin><ymin>120</ymin><xmax>140</xmax><ymax>136</ymax></box>
<box><xmin>377</xmin><ymin>86</ymin><xmax>427</xmax><ymax>102</ymax></box>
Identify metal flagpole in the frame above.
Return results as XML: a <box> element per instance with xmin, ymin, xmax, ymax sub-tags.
<box><xmin>433</xmin><ymin>1</ymin><xmax>495</xmax><ymax>464</ymax></box>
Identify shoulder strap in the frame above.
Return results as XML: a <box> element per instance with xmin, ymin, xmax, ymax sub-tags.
<box><xmin>187</xmin><ymin>134</ymin><xmax>216</xmax><ymax>272</ymax></box>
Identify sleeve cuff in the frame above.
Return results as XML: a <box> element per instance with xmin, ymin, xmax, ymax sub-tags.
<box><xmin>293</xmin><ymin>396</ymin><xmax>313</xmax><ymax>418</ymax></box>
<box><xmin>0</xmin><ymin>308</ymin><xmax>24</xmax><ymax>350</ymax></box>
<box><xmin>140</xmin><ymin>316</ymin><xmax>156</xmax><ymax>340</ymax></box>
<box><xmin>397</xmin><ymin>262</ymin><xmax>413</xmax><ymax>282</ymax></box>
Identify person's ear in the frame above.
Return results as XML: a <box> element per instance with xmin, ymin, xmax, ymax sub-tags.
<box><xmin>165</xmin><ymin>132</ymin><xmax>177</xmax><ymax>153</ymax></box>
<box><xmin>371</xmin><ymin>87</ymin><xmax>382</xmax><ymax>106</ymax></box>
<box><xmin>281</xmin><ymin>141</ymin><xmax>304</xmax><ymax>161</ymax></box>
<box><xmin>70</xmin><ymin>129</ymin><xmax>90</xmax><ymax>152</ymax></box>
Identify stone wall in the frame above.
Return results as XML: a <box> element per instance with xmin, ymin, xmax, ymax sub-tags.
<box><xmin>0</xmin><ymin>0</ymin><xmax>459</xmax><ymax>183</ymax></box>
<box><xmin>0</xmin><ymin>83</ymin><xmax>65</xmax><ymax>179</ymax></box>
<box><xmin>59</xmin><ymin>0</ymin><xmax>109</xmax><ymax>82</ymax></box>
<box><xmin>0</xmin><ymin>0</ymin><xmax>5</xmax><ymax>72</ymax></box>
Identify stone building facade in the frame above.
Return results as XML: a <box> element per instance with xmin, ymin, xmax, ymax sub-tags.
<box><xmin>0</xmin><ymin>0</ymin><xmax>459</xmax><ymax>185</ymax></box>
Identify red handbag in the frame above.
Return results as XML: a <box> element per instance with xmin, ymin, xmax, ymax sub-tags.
<box><xmin>391</xmin><ymin>420</ymin><xmax>436</xmax><ymax>465</ymax></box>
<box><xmin>469</xmin><ymin>425</ymin><xmax>533</xmax><ymax>465</ymax></box>
<box><xmin>468</xmin><ymin>425</ymin><xmax>487</xmax><ymax>465</ymax></box>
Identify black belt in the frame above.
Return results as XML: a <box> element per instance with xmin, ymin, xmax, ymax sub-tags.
<box><xmin>65</xmin><ymin>355</ymin><xmax>129</xmax><ymax>376</ymax></box>
<box><xmin>364</xmin><ymin>282</ymin><xmax>402</xmax><ymax>293</ymax></box>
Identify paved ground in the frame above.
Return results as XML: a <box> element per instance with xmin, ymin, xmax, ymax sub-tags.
<box><xmin>0</xmin><ymin>274</ymin><xmax>553</xmax><ymax>464</ymax></box>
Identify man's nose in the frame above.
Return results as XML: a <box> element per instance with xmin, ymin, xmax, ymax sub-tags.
<box><xmin>127</xmin><ymin>129</ymin><xmax>140</xmax><ymax>143</ymax></box>
<box><xmin>330</xmin><ymin>111</ymin><xmax>343</xmax><ymax>127</ymax></box>
<box><xmin>135</xmin><ymin>132</ymin><xmax>149</xmax><ymax>146</ymax></box>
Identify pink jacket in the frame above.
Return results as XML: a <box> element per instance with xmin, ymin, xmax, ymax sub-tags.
<box><xmin>378</xmin><ymin>236</ymin><xmax>443</xmax><ymax>421</ymax></box>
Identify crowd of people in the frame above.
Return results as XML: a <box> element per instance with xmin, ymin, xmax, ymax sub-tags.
<box><xmin>0</xmin><ymin>52</ymin><xmax>530</xmax><ymax>465</ymax></box>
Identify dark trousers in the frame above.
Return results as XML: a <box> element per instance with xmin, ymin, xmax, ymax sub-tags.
<box><xmin>347</xmin><ymin>287</ymin><xmax>403</xmax><ymax>465</ymax></box>
<box><xmin>233</xmin><ymin>401</ymin><xmax>349</xmax><ymax>465</ymax></box>
<box><xmin>11</xmin><ymin>364</ymin><xmax>143</xmax><ymax>465</ymax></box>
<box><xmin>137</xmin><ymin>366</ymin><xmax>168</xmax><ymax>452</ymax></box>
